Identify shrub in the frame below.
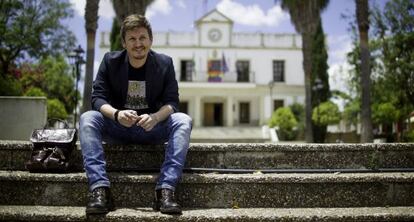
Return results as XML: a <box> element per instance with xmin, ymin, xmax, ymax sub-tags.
<box><xmin>47</xmin><ymin>99</ymin><xmax>68</xmax><ymax>120</ymax></box>
<box><xmin>24</xmin><ymin>87</ymin><xmax>47</xmax><ymax>97</ymax></box>
<box><xmin>0</xmin><ymin>75</ymin><xmax>23</xmax><ymax>96</ymax></box>
<box><xmin>312</xmin><ymin>101</ymin><xmax>341</xmax><ymax>126</ymax></box>
<box><xmin>269</xmin><ymin>107</ymin><xmax>298</xmax><ymax>141</ymax></box>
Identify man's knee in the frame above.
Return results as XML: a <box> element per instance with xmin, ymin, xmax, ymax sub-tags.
<box><xmin>80</xmin><ymin>110</ymin><xmax>104</xmax><ymax>128</ymax></box>
<box><xmin>171</xmin><ymin>112</ymin><xmax>192</xmax><ymax>129</ymax></box>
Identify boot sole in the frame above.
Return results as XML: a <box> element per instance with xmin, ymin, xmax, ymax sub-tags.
<box><xmin>85</xmin><ymin>207</ymin><xmax>109</xmax><ymax>215</ymax></box>
<box><xmin>86</xmin><ymin>205</ymin><xmax>115</xmax><ymax>215</ymax></box>
<box><xmin>160</xmin><ymin>206</ymin><xmax>182</xmax><ymax>215</ymax></box>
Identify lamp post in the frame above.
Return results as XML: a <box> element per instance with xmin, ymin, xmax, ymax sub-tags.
<box><xmin>68</xmin><ymin>45</ymin><xmax>85</xmax><ymax>127</ymax></box>
<box><xmin>312</xmin><ymin>78</ymin><xmax>324</xmax><ymax>126</ymax></box>
<box><xmin>268</xmin><ymin>80</ymin><xmax>274</xmax><ymax>113</ymax></box>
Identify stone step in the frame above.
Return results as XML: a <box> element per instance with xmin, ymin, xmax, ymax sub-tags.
<box><xmin>1</xmin><ymin>205</ymin><xmax>414</xmax><ymax>221</ymax></box>
<box><xmin>1</xmin><ymin>141</ymin><xmax>414</xmax><ymax>171</ymax></box>
<box><xmin>1</xmin><ymin>171</ymin><xmax>413</xmax><ymax>208</ymax></box>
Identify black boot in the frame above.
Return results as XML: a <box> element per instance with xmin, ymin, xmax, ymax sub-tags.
<box><xmin>86</xmin><ymin>187</ymin><xmax>115</xmax><ymax>215</ymax></box>
<box><xmin>152</xmin><ymin>188</ymin><xmax>182</xmax><ymax>214</ymax></box>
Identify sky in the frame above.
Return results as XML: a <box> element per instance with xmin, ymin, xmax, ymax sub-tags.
<box><xmin>65</xmin><ymin>0</ymin><xmax>387</xmax><ymax>93</ymax></box>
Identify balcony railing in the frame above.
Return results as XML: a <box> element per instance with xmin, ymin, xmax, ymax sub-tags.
<box><xmin>178</xmin><ymin>71</ymin><xmax>256</xmax><ymax>83</ymax></box>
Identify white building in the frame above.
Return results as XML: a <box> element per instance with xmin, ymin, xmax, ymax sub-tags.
<box><xmin>99</xmin><ymin>9</ymin><xmax>305</xmax><ymax>128</ymax></box>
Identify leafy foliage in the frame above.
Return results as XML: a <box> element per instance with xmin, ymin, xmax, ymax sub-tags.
<box><xmin>269</xmin><ymin>107</ymin><xmax>298</xmax><ymax>141</ymax></box>
<box><xmin>8</xmin><ymin>56</ymin><xmax>77</xmax><ymax>118</ymax></box>
<box><xmin>344</xmin><ymin>0</ymin><xmax>414</xmax><ymax>141</ymax></box>
<box><xmin>312</xmin><ymin>101</ymin><xmax>341</xmax><ymax>126</ymax></box>
<box><xmin>0</xmin><ymin>0</ymin><xmax>76</xmax><ymax>75</ymax></box>
<box><xmin>47</xmin><ymin>99</ymin><xmax>68</xmax><ymax>120</ymax></box>
<box><xmin>110</xmin><ymin>18</ymin><xmax>123</xmax><ymax>51</ymax></box>
<box><xmin>0</xmin><ymin>75</ymin><xmax>23</xmax><ymax>96</ymax></box>
<box><xmin>24</xmin><ymin>87</ymin><xmax>47</xmax><ymax>97</ymax></box>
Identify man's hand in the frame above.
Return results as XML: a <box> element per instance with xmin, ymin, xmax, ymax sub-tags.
<box><xmin>136</xmin><ymin>113</ymin><xmax>159</xmax><ymax>131</ymax></box>
<box><xmin>118</xmin><ymin>110</ymin><xmax>140</xmax><ymax>127</ymax></box>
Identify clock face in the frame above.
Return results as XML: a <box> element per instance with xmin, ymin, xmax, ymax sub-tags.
<box><xmin>208</xmin><ymin>28</ymin><xmax>222</xmax><ymax>42</ymax></box>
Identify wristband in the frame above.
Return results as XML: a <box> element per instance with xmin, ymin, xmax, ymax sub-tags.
<box><xmin>114</xmin><ymin>110</ymin><xmax>120</xmax><ymax>123</ymax></box>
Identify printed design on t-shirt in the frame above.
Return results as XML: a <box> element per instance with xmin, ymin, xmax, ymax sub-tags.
<box><xmin>125</xmin><ymin>80</ymin><xmax>148</xmax><ymax>110</ymax></box>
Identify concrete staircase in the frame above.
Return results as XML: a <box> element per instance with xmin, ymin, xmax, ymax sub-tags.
<box><xmin>0</xmin><ymin>141</ymin><xmax>414</xmax><ymax>221</ymax></box>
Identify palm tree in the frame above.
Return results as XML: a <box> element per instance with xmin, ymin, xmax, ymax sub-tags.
<box><xmin>111</xmin><ymin>0</ymin><xmax>153</xmax><ymax>50</ymax></box>
<box><xmin>280</xmin><ymin>0</ymin><xmax>329</xmax><ymax>143</ymax></box>
<box><xmin>112</xmin><ymin>0</ymin><xmax>153</xmax><ymax>23</ymax></box>
<box><xmin>82</xmin><ymin>0</ymin><xmax>99</xmax><ymax>113</ymax></box>
<box><xmin>355</xmin><ymin>0</ymin><xmax>373</xmax><ymax>143</ymax></box>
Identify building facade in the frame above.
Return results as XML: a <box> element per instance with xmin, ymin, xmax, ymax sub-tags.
<box><xmin>99</xmin><ymin>9</ymin><xmax>305</xmax><ymax>128</ymax></box>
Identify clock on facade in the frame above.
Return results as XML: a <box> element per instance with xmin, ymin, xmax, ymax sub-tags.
<box><xmin>208</xmin><ymin>28</ymin><xmax>222</xmax><ymax>42</ymax></box>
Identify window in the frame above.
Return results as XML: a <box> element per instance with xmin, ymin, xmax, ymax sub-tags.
<box><xmin>273</xmin><ymin>100</ymin><xmax>284</xmax><ymax>111</ymax></box>
<box><xmin>180</xmin><ymin>60</ymin><xmax>194</xmax><ymax>82</ymax></box>
<box><xmin>273</xmin><ymin>60</ymin><xmax>285</xmax><ymax>82</ymax></box>
<box><xmin>239</xmin><ymin>102</ymin><xmax>250</xmax><ymax>124</ymax></box>
<box><xmin>179</xmin><ymin>102</ymin><xmax>188</xmax><ymax>114</ymax></box>
<box><xmin>236</xmin><ymin>60</ymin><xmax>250</xmax><ymax>82</ymax></box>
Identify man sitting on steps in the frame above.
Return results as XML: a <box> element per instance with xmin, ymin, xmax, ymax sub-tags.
<box><xmin>79</xmin><ymin>14</ymin><xmax>192</xmax><ymax>215</ymax></box>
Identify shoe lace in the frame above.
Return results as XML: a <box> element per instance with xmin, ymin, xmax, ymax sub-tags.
<box><xmin>91</xmin><ymin>188</ymin><xmax>106</xmax><ymax>201</ymax></box>
<box><xmin>161</xmin><ymin>189</ymin><xmax>176</xmax><ymax>201</ymax></box>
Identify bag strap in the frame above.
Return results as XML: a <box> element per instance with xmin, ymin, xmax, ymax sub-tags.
<box><xmin>44</xmin><ymin>119</ymin><xmax>70</xmax><ymax>129</ymax></box>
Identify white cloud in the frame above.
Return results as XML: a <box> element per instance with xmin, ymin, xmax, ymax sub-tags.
<box><xmin>216</xmin><ymin>0</ymin><xmax>288</xmax><ymax>27</ymax></box>
<box><xmin>69</xmin><ymin>0</ymin><xmax>115</xmax><ymax>19</ymax></box>
<box><xmin>146</xmin><ymin>0</ymin><xmax>173</xmax><ymax>19</ymax></box>
<box><xmin>98</xmin><ymin>0</ymin><xmax>115</xmax><ymax>19</ymax></box>
<box><xmin>327</xmin><ymin>35</ymin><xmax>354</xmax><ymax>93</ymax></box>
<box><xmin>69</xmin><ymin>0</ymin><xmax>84</xmax><ymax>16</ymax></box>
<box><xmin>327</xmin><ymin>35</ymin><xmax>353</xmax><ymax>64</ymax></box>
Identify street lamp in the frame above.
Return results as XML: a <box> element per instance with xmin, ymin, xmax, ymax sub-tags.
<box><xmin>312</xmin><ymin>78</ymin><xmax>324</xmax><ymax>126</ymax></box>
<box><xmin>68</xmin><ymin>45</ymin><xmax>85</xmax><ymax>127</ymax></box>
<box><xmin>268</xmin><ymin>80</ymin><xmax>274</xmax><ymax>112</ymax></box>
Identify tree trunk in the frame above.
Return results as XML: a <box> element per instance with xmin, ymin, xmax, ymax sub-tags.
<box><xmin>82</xmin><ymin>0</ymin><xmax>99</xmax><ymax>114</ymax></box>
<box><xmin>356</xmin><ymin>0</ymin><xmax>373</xmax><ymax>142</ymax></box>
<box><xmin>302</xmin><ymin>33</ymin><xmax>314</xmax><ymax>143</ymax></box>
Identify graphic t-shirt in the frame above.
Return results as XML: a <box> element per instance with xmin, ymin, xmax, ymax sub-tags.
<box><xmin>124</xmin><ymin>63</ymin><xmax>150</xmax><ymax>115</ymax></box>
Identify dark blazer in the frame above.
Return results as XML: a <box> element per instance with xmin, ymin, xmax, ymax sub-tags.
<box><xmin>91</xmin><ymin>49</ymin><xmax>179</xmax><ymax>113</ymax></box>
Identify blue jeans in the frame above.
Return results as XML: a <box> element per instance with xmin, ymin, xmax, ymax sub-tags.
<box><xmin>79</xmin><ymin>110</ymin><xmax>192</xmax><ymax>192</ymax></box>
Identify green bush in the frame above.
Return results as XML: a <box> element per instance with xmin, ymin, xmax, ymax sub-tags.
<box><xmin>24</xmin><ymin>87</ymin><xmax>47</xmax><ymax>97</ymax></box>
<box><xmin>47</xmin><ymin>99</ymin><xmax>68</xmax><ymax>120</ymax></box>
<box><xmin>312</xmin><ymin>101</ymin><xmax>341</xmax><ymax>126</ymax></box>
<box><xmin>403</xmin><ymin>129</ymin><xmax>414</xmax><ymax>142</ymax></box>
<box><xmin>372</xmin><ymin>102</ymin><xmax>399</xmax><ymax>125</ymax></box>
<box><xmin>0</xmin><ymin>75</ymin><xmax>23</xmax><ymax>96</ymax></box>
<box><xmin>269</xmin><ymin>107</ymin><xmax>298</xmax><ymax>141</ymax></box>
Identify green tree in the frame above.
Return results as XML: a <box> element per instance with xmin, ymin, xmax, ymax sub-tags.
<box><xmin>83</xmin><ymin>0</ymin><xmax>100</xmax><ymax>113</ymax></box>
<box><xmin>269</xmin><ymin>107</ymin><xmax>298</xmax><ymax>141</ymax></box>
<box><xmin>312</xmin><ymin>101</ymin><xmax>341</xmax><ymax>127</ymax></box>
<box><xmin>289</xmin><ymin>103</ymin><xmax>305</xmax><ymax>138</ymax></box>
<box><xmin>372</xmin><ymin>0</ymin><xmax>414</xmax><ymax>140</ymax></box>
<box><xmin>311</xmin><ymin>21</ymin><xmax>331</xmax><ymax>143</ymax></box>
<box><xmin>345</xmin><ymin>0</ymin><xmax>413</xmax><ymax>141</ymax></box>
<box><xmin>0</xmin><ymin>0</ymin><xmax>75</xmax><ymax>76</ymax></box>
<box><xmin>47</xmin><ymin>99</ymin><xmax>68</xmax><ymax>120</ymax></box>
<box><xmin>18</xmin><ymin>56</ymin><xmax>77</xmax><ymax>116</ymax></box>
<box><xmin>280</xmin><ymin>0</ymin><xmax>330</xmax><ymax>143</ymax></box>
<box><xmin>110</xmin><ymin>18</ymin><xmax>122</xmax><ymax>51</ymax></box>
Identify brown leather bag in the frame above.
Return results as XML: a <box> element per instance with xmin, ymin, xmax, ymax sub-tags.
<box><xmin>26</xmin><ymin>119</ymin><xmax>77</xmax><ymax>173</ymax></box>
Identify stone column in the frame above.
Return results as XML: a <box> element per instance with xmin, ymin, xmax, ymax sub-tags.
<box><xmin>226</xmin><ymin>96</ymin><xmax>234</xmax><ymax>127</ymax></box>
<box><xmin>194</xmin><ymin>96</ymin><xmax>201</xmax><ymax>127</ymax></box>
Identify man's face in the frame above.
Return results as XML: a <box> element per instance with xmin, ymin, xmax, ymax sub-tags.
<box><xmin>122</xmin><ymin>27</ymin><xmax>152</xmax><ymax>61</ymax></box>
